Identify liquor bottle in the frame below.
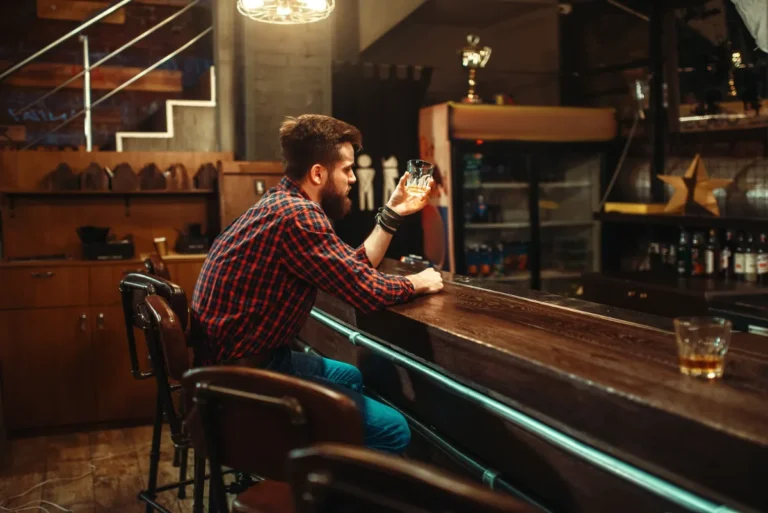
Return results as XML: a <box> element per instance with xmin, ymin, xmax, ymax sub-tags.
<box><xmin>758</xmin><ymin>233</ymin><xmax>768</xmax><ymax>285</ymax></box>
<box><xmin>705</xmin><ymin>229</ymin><xmax>719</xmax><ymax>278</ymax></box>
<box><xmin>745</xmin><ymin>233</ymin><xmax>758</xmax><ymax>283</ymax></box>
<box><xmin>648</xmin><ymin>242</ymin><xmax>662</xmax><ymax>273</ymax></box>
<box><xmin>691</xmin><ymin>232</ymin><xmax>705</xmax><ymax>277</ymax></box>
<box><xmin>734</xmin><ymin>232</ymin><xmax>746</xmax><ymax>281</ymax></box>
<box><xmin>677</xmin><ymin>230</ymin><xmax>691</xmax><ymax>277</ymax></box>
<box><xmin>721</xmin><ymin>230</ymin><xmax>735</xmax><ymax>280</ymax></box>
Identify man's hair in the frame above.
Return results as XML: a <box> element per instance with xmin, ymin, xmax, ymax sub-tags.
<box><xmin>279</xmin><ymin>114</ymin><xmax>362</xmax><ymax>181</ymax></box>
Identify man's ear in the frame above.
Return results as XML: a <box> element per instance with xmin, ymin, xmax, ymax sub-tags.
<box><xmin>308</xmin><ymin>164</ymin><xmax>326</xmax><ymax>186</ymax></box>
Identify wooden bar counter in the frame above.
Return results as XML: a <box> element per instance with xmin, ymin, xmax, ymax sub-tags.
<box><xmin>299</xmin><ymin>259</ymin><xmax>768</xmax><ymax>513</ymax></box>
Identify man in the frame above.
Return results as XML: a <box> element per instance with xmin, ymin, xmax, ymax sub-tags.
<box><xmin>192</xmin><ymin>114</ymin><xmax>443</xmax><ymax>455</ymax></box>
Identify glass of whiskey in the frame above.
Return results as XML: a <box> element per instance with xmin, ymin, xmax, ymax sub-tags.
<box><xmin>674</xmin><ymin>317</ymin><xmax>732</xmax><ymax>379</ymax></box>
<box><xmin>405</xmin><ymin>159</ymin><xmax>435</xmax><ymax>197</ymax></box>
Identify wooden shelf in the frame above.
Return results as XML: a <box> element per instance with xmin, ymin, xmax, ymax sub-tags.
<box><xmin>594</xmin><ymin>212</ymin><xmax>768</xmax><ymax>232</ymax></box>
<box><xmin>0</xmin><ymin>189</ymin><xmax>216</xmax><ymax>218</ymax></box>
<box><xmin>0</xmin><ymin>189</ymin><xmax>215</xmax><ymax>196</ymax></box>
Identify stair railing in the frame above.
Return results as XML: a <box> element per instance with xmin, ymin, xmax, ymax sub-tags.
<box><xmin>0</xmin><ymin>0</ymin><xmax>212</xmax><ymax>151</ymax></box>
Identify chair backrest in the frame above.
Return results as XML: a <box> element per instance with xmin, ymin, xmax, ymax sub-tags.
<box><xmin>118</xmin><ymin>274</ymin><xmax>190</xmax><ymax>442</ymax></box>
<box><xmin>287</xmin><ymin>443</ymin><xmax>539</xmax><ymax>513</ymax></box>
<box><xmin>182</xmin><ymin>366</ymin><xmax>364</xmax><ymax>481</ymax></box>
<box><xmin>143</xmin><ymin>295</ymin><xmax>192</xmax><ymax>383</ymax></box>
<box><xmin>144</xmin><ymin>252</ymin><xmax>171</xmax><ymax>280</ymax></box>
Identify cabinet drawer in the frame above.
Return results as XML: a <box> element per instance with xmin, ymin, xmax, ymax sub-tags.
<box><xmin>0</xmin><ymin>266</ymin><xmax>89</xmax><ymax>310</ymax></box>
<box><xmin>89</xmin><ymin>263</ymin><xmax>147</xmax><ymax>306</ymax></box>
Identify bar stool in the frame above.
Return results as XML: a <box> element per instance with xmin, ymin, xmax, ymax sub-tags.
<box><xmin>119</xmin><ymin>272</ymin><xmax>202</xmax><ymax>513</ymax></box>
<box><xmin>143</xmin><ymin>252</ymin><xmax>171</xmax><ymax>280</ymax></box>
<box><xmin>180</xmin><ymin>365</ymin><xmax>365</xmax><ymax>513</ymax></box>
<box><xmin>287</xmin><ymin>443</ymin><xmax>539</xmax><ymax>513</ymax></box>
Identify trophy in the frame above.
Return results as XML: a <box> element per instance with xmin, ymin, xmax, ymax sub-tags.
<box><xmin>459</xmin><ymin>34</ymin><xmax>492</xmax><ymax>104</ymax></box>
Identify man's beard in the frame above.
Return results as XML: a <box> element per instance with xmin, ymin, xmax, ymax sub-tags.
<box><xmin>320</xmin><ymin>180</ymin><xmax>351</xmax><ymax>220</ymax></box>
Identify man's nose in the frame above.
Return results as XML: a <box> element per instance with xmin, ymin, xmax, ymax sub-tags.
<box><xmin>349</xmin><ymin>170</ymin><xmax>357</xmax><ymax>184</ymax></box>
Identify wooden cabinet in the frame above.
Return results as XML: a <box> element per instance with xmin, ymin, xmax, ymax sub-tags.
<box><xmin>0</xmin><ymin>255</ymin><xmax>205</xmax><ymax>432</ymax></box>
<box><xmin>0</xmin><ymin>307</ymin><xmax>94</xmax><ymax>430</ymax></box>
<box><xmin>91</xmin><ymin>306</ymin><xmax>155</xmax><ymax>423</ymax></box>
<box><xmin>168</xmin><ymin>260</ymin><xmax>205</xmax><ymax>299</ymax></box>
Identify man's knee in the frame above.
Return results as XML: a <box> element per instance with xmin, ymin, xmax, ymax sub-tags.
<box><xmin>366</xmin><ymin>406</ymin><xmax>411</xmax><ymax>455</ymax></box>
<box><xmin>330</xmin><ymin>360</ymin><xmax>363</xmax><ymax>390</ymax></box>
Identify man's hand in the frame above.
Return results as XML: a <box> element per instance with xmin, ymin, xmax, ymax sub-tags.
<box><xmin>406</xmin><ymin>267</ymin><xmax>444</xmax><ymax>295</ymax></box>
<box><xmin>386</xmin><ymin>172</ymin><xmax>434</xmax><ymax>217</ymax></box>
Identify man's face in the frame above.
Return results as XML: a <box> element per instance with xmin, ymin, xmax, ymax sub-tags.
<box><xmin>320</xmin><ymin>142</ymin><xmax>356</xmax><ymax>220</ymax></box>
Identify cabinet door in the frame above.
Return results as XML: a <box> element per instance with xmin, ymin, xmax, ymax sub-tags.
<box><xmin>219</xmin><ymin>172</ymin><xmax>281</xmax><ymax>228</ymax></box>
<box><xmin>89</xmin><ymin>263</ymin><xmax>146</xmax><ymax>306</ymax></box>
<box><xmin>91</xmin><ymin>306</ymin><xmax>155</xmax><ymax>422</ymax></box>
<box><xmin>0</xmin><ymin>308</ymin><xmax>96</xmax><ymax>431</ymax></box>
<box><xmin>169</xmin><ymin>260</ymin><xmax>205</xmax><ymax>300</ymax></box>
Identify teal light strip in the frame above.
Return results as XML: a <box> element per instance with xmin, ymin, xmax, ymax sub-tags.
<box><xmin>309</xmin><ymin>308</ymin><xmax>742</xmax><ymax>513</ymax></box>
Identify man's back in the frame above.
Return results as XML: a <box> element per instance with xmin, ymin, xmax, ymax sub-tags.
<box><xmin>192</xmin><ymin>177</ymin><xmax>320</xmax><ymax>363</ymax></box>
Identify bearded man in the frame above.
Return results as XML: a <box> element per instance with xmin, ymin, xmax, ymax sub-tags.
<box><xmin>192</xmin><ymin>114</ymin><xmax>443</xmax><ymax>454</ymax></box>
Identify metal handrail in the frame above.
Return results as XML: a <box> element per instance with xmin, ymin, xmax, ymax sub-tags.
<box><xmin>22</xmin><ymin>26</ymin><xmax>213</xmax><ymax>150</ymax></box>
<box><xmin>309</xmin><ymin>308</ymin><xmax>744</xmax><ymax>513</ymax></box>
<box><xmin>0</xmin><ymin>0</ymin><xmax>134</xmax><ymax>83</ymax></box>
<box><xmin>12</xmin><ymin>0</ymin><xmax>205</xmax><ymax>119</ymax></box>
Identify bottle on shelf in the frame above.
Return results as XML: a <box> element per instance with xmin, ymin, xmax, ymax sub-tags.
<box><xmin>677</xmin><ymin>230</ymin><xmax>691</xmax><ymax>278</ymax></box>
<box><xmin>734</xmin><ymin>232</ymin><xmax>746</xmax><ymax>281</ymax></box>
<box><xmin>690</xmin><ymin>232</ymin><xmax>705</xmax><ymax>277</ymax></box>
<box><xmin>758</xmin><ymin>233</ymin><xmax>768</xmax><ymax>285</ymax></box>
<box><xmin>721</xmin><ymin>229</ymin><xmax>735</xmax><ymax>281</ymax></box>
<box><xmin>705</xmin><ymin>229</ymin><xmax>719</xmax><ymax>278</ymax></box>
<box><xmin>745</xmin><ymin>233</ymin><xmax>758</xmax><ymax>283</ymax></box>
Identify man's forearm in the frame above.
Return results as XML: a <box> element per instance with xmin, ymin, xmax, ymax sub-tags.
<box><xmin>363</xmin><ymin>224</ymin><xmax>393</xmax><ymax>268</ymax></box>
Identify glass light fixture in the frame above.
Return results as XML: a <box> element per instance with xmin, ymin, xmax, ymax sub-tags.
<box><xmin>237</xmin><ymin>0</ymin><xmax>335</xmax><ymax>24</ymax></box>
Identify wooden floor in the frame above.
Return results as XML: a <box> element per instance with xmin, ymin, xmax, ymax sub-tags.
<box><xmin>0</xmin><ymin>424</ymin><xmax>208</xmax><ymax>513</ymax></box>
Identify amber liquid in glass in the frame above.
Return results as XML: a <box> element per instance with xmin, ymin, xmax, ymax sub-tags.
<box><xmin>406</xmin><ymin>184</ymin><xmax>428</xmax><ymax>197</ymax></box>
<box><xmin>678</xmin><ymin>354</ymin><xmax>724</xmax><ymax>379</ymax></box>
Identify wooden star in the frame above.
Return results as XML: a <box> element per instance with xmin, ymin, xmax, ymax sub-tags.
<box><xmin>657</xmin><ymin>154</ymin><xmax>732</xmax><ymax>216</ymax></box>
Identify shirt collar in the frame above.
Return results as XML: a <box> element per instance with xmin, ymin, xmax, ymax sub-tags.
<box><xmin>279</xmin><ymin>176</ymin><xmax>312</xmax><ymax>201</ymax></box>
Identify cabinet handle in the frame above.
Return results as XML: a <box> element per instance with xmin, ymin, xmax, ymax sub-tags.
<box><xmin>31</xmin><ymin>271</ymin><xmax>54</xmax><ymax>278</ymax></box>
<box><xmin>80</xmin><ymin>314</ymin><xmax>87</xmax><ymax>331</ymax></box>
<box><xmin>97</xmin><ymin>312</ymin><xmax>105</xmax><ymax>330</ymax></box>
<box><xmin>627</xmin><ymin>291</ymin><xmax>636</xmax><ymax>297</ymax></box>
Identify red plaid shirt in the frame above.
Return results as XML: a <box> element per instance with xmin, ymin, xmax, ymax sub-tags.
<box><xmin>191</xmin><ymin>176</ymin><xmax>415</xmax><ymax>363</ymax></box>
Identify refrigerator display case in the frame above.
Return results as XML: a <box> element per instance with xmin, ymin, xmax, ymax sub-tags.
<box><xmin>418</xmin><ymin>102</ymin><xmax>616</xmax><ymax>295</ymax></box>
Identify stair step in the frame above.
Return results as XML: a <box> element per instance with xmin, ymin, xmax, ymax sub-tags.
<box><xmin>0</xmin><ymin>126</ymin><xmax>26</xmax><ymax>142</ymax></box>
<box><xmin>0</xmin><ymin>61</ymin><xmax>182</xmax><ymax>93</ymax></box>
<box><xmin>36</xmin><ymin>0</ymin><xmax>126</xmax><ymax>24</ymax></box>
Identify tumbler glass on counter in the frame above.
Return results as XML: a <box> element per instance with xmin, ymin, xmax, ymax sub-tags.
<box><xmin>673</xmin><ymin>317</ymin><xmax>732</xmax><ymax>379</ymax></box>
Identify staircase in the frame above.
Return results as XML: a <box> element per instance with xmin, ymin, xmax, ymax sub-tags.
<box><xmin>0</xmin><ymin>0</ymin><xmax>213</xmax><ymax>151</ymax></box>
<box><xmin>115</xmin><ymin>65</ymin><xmax>217</xmax><ymax>152</ymax></box>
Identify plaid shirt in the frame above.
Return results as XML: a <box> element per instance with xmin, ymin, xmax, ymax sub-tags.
<box><xmin>191</xmin><ymin>176</ymin><xmax>415</xmax><ymax>363</ymax></box>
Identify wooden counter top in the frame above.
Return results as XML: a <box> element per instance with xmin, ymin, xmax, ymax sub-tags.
<box><xmin>304</xmin><ymin>259</ymin><xmax>768</xmax><ymax>513</ymax></box>
<box><xmin>0</xmin><ymin>252</ymin><xmax>207</xmax><ymax>268</ymax></box>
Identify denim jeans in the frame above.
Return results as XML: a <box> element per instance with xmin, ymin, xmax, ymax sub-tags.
<box><xmin>262</xmin><ymin>346</ymin><xmax>411</xmax><ymax>455</ymax></box>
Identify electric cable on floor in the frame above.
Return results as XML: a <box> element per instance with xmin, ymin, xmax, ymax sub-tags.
<box><xmin>0</xmin><ymin>442</ymin><xmax>153</xmax><ymax>513</ymax></box>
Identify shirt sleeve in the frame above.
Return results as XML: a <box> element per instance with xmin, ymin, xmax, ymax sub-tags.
<box><xmin>282</xmin><ymin>206</ymin><xmax>415</xmax><ymax>313</ymax></box>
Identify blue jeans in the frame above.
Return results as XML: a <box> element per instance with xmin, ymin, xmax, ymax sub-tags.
<box><xmin>262</xmin><ymin>346</ymin><xmax>411</xmax><ymax>455</ymax></box>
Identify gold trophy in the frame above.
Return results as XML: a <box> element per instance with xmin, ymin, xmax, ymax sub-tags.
<box><xmin>459</xmin><ymin>34</ymin><xmax>492</xmax><ymax>104</ymax></box>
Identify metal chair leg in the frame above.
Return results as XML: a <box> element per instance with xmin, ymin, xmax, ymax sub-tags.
<box><xmin>145</xmin><ymin>395</ymin><xmax>164</xmax><ymax>513</ymax></box>
<box><xmin>177</xmin><ymin>446</ymin><xmax>189</xmax><ymax>499</ymax></box>
<box><xmin>193</xmin><ymin>454</ymin><xmax>205</xmax><ymax>513</ymax></box>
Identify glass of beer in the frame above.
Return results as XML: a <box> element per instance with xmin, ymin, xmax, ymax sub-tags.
<box><xmin>673</xmin><ymin>317</ymin><xmax>732</xmax><ymax>379</ymax></box>
<box><xmin>406</xmin><ymin>159</ymin><xmax>435</xmax><ymax>197</ymax></box>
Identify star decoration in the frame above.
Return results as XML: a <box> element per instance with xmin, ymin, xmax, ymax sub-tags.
<box><xmin>657</xmin><ymin>154</ymin><xmax>732</xmax><ymax>216</ymax></box>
